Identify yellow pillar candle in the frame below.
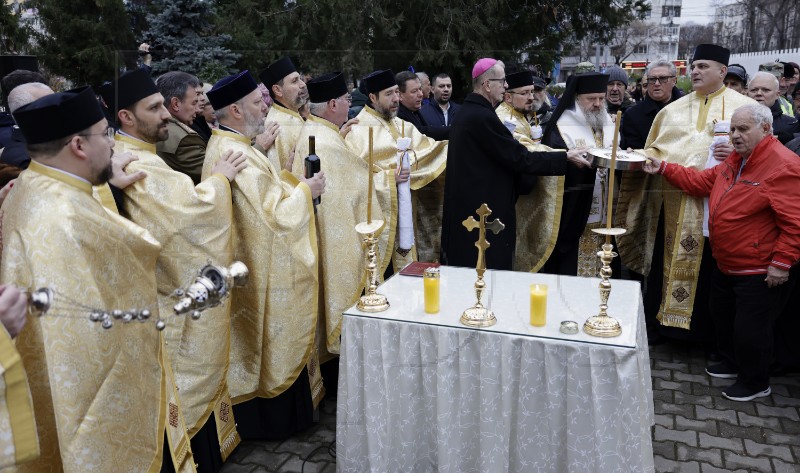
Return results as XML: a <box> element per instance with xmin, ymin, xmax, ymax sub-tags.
<box><xmin>530</xmin><ymin>284</ymin><xmax>547</xmax><ymax>326</ymax></box>
<box><xmin>423</xmin><ymin>267</ymin><xmax>440</xmax><ymax>314</ymax></box>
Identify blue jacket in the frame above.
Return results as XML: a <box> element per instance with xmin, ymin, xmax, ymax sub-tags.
<box><xmin>419</xmin><ymin>100</ymin><xmax>460</xmax><ymax>128</ymax></box>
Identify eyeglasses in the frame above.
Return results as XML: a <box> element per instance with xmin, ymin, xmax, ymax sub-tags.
<box><xmin>338</xmin><ymin>94</ymin><xmax>353</xmax><ymax>103</ymax></box>
<box><xmin>80</xmin><ymin>126</ymin><xmax>115</xmax><ymax>140</ymax></box>
<box><xmin>647</xmin><ymin>76</ymin><xmax>676</xmax><ymax>85</ymax></box>
<box><xmin>485</xmin><ymin>77</ymin><xmax>507</xmax><ymax>83</ymax></box>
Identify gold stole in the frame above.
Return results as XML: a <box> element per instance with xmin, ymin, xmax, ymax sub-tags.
<box><xmin>616</xmin><ymin>87</ymin><xmax>756</xmax><ymax>328</ymax></box>
<box><xmin>265</xmin><ymin>103</ymin><xmax>305</xmax><ymax>170</ymax></box>
<box><xmin>115</xmin><ymin>134</ymin><xmax>240</xmax><ymax>459</ymax></box>
<box><xmin>202</xmin><ymin>129</ymin><xmax>319</xmax><ymax>405</ymax></box>
<box><xmin>496</xmin><ymin>102</ymin><xmax>565</xmax><ymax>272</ymax></box>
<box><xmin>556</xmin><ymin>110</ymin><xmax>617</xmax><ymax>277</ymax></box>
<box><xmin>345</xmin><ymin>106</ymin><xmax>448</xmax><ymax>271</ymax></box>
<box><xmin>0</xmin><ymin>325</ymin><xmax>38</xmax><ymax>469</ymax></box>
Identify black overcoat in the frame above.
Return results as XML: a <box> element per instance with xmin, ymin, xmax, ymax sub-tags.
<box><xmin>440</xmin><ymin>93</ymin><xmax>566</xmax><ymax>270</ymax></box>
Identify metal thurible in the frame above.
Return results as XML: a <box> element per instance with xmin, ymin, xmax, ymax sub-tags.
<box><xmin>173</xmin><ymin>262</ymin><xmax>249</xmax><ymax>317</ymax></box>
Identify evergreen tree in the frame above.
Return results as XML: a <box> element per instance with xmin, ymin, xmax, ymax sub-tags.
<box><xmin>217</xmin><ymin>0</ymin><xmax>648</xmax><ymax>96</ymax></box>
<box><xmin>27</xmin><ymin>0</ymin><xmax>138</xmax><ymax>87</ymax></box>
<box><xmin>0</xmin><ymin>2</ymin><xmax>30</xmax><ymax>54</ymax></box>
<box><xmin>142</xmin><ymin>0</ymin><xmax>238</xmax><ymax>83</ymax></box>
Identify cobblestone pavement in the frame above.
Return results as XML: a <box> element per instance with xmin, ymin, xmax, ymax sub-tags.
<box><xmin>221</xmin><ymin>341</ymin><xmax>800</xmax><ymax>473</ymax></box>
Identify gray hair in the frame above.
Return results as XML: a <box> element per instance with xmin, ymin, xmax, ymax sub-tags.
<box><xmin>748</xmin><ymin>71</ymin><xmax>779</xmax><ymax>91</ymax></box>
<box><xmin>155</xmin><ymin>71</ymin><xmax>200</xmax><ymax>106</ymax></box>
<box><xmin>472</xmin><ymin>61</ymin><xmax>505</xmax><ymax>90</ymax></box>
<box><xmin>645</xmin><ymin>60</ymin><xmax>676</xmax><ymax>77</ymax></box>
<box><xmin>308</xmin><ymin>101</ymin><xmax>328</xmax><ymax>117</ymax></box>
<box><xmin>213</xmin><ymin>98</ymin><xmax>245</xmax><ymax>121</ymax></box>
<box><xmin>416</xmin><ymin>72</ymin><xmax>429</xmax><ymax>83</ymax></box>
<box><xmin>8</xmin><ymin>82</ymin><xmax>52</xmax><ymax>113</ymax></box>
<box><xmin>733</xmin><ymin>103</ymin><xmax>773</xmax><ymax>128</ymax></box>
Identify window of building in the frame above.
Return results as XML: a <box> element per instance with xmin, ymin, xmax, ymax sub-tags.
<box><xmin>635</xmin><ymin>44</ymin><xmax>649</xmax><ymax>54</ymax></box>
<box><xmin>662</xmin><ymin>6</ymin><xmax>681</xmax><ymax>17</ymax></box>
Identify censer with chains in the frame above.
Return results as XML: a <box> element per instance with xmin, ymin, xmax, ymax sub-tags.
<box><xmin>24</xmin><ymin>261</ymin><xmax>248</xmax><ymax>331</ymax></box>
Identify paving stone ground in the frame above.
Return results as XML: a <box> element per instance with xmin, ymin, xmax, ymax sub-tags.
<box><xmin>221</xmin><ymin>340</ymin><xmax>800</xmax><ymax>472</ymax></box>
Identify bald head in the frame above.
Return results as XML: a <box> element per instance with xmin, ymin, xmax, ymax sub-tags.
<box><xmin>8</xmin><ymin>82</ymin><xmax>54</xmax><ymax>114</ymax></box>
<box><xmin>747</xmin><ymin>71</ymin><xmax>780</xmax><ymax>107</ymax></box>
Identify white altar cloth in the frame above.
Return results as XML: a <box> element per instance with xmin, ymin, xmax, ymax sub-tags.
<box><xmin>337</xmin><ymin>266</ymin><xmax>654</xmax><ymax>473</ymax></box>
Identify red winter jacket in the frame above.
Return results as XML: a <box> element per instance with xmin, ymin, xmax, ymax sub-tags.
<box><xmin>660</xmin><ymin>135</ymin><xmax>800</xmax><ymax>275</ymax></box>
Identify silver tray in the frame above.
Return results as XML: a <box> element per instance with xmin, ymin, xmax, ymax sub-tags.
<box><xmin>588</xmin><ymin>148</ymin><xmax>647</xmax><ymax>171</ymax></box>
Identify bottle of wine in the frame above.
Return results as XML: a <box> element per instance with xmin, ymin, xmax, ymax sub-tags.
<box><xmin>304</xmin><ymin>135</ymin><xmax>321</xmax><ymax>205</ymax></box>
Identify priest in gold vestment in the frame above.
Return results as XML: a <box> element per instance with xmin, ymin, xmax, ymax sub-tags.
<box><xmin>496</xmin><ymin>70</ymin><xmax>565</xmax><ymax>272</ymax></box>
<box><xmin>617</xmin><ymin>43</ymin><xmax>756</xmax><ymax>340</ymax></box>
<box><xmin>345</xmin><ymin>69</ymin><xmax>447</xmax><ymax>274</ymax></box>
<box><xmin>203</xmin><ymin>71</ymin><xmax>326</xmax><ymax>440</ymax></box>
<box><xmin>259</xmin><ymin>57</ymin><xmax>308</xmax><ymax>170</ymax></box>
<box><xmin>100</xmin><ymin>69</ymin><xmax>247</xmax><ymax>469</ymax></box>
<box><xmin>0</xmin><ymin>286</ymin><xmax>38</xmax><ymax>469</ymax></box>
<box><xmin>291</xmin><ymin>72</ymin><xmax>393</xmax><ymax>357</ymax></box>
<box><xmin>2</xmin><ymin>87</ymin><xmax>195</xmax><ymax>472</ymax></box>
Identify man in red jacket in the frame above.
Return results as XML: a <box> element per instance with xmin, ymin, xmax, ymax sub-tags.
<box><xmin>643</xmin><ymin>103</ymin><xmax>800</xmax><ymax>401</ymax></box>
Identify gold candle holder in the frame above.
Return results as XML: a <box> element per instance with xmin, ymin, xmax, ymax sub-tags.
<box><xmin>460</xmin><ymin>204</ymin><xmax>504</xmax><ymax>328</ymax></box>
<box><xmin>583</xmin><ymin>228</ymin><xmax>625</xmax><ymax>337</ymax></box>
<box><xmin>356</xmin><ymin>220</ymin><xmax>389</xmax><ymax>312</ymax></box>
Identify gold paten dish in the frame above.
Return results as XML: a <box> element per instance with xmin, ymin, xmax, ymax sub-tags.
<box><xmin>588</xmin><ymin>148</ymin><xmax>647</xmax><ymax>171</ymax></box>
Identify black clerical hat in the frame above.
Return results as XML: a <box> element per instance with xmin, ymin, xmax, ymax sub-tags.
<box><xmin>13</xmin><ymin>86</ymin><xmax>105</xmax><ymax>144</ymax></box>
<box><xmin>259</xmin><ymin>57</ymin><xmax>297</xmax><ymax>88</ymax></box>
<box><xmin>99</xmin><ymin>68</ymin><xmax>159</xmax><ymax>115</ymax></box>
<box><xmin>362</xmin><ymin>70</ymin><xmax>396</xmax><ymax>94</ymax></box>
<box><xmin>693</xmin><ymin>44</ymin><xmax>730</xmax><ymax>66</ymax></box>
<box><xmin>543</xmin><ymin>73</ymin><xmax>609</xmax><ymax>141</ymax></box>
<box><xmin>207</xmin><ymin>70</ymin><xmax>258</xmax><ymax>110</ymax></box>
<box><xmin>574</xmin><ymin>73</ymin><xmax>609</xmax><ymax>94</ymax></box>
<box><xmin>307</xmin><ymin>72</ymin><xmax>348</xmax><ymax>103</ymax></box>
<box><xmin>506</xmin><ymin>70</ymin><xmax>534</xmax><ymax>90</ymax></box>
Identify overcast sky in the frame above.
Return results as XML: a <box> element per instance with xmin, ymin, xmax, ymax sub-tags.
<box><xmin>680</xmin><ymin>0</ymin><xmax>717</xmax><ymax>25</ymax></box>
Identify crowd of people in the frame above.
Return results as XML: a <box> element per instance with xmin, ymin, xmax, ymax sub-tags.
<box><xmin>0</xmin><ymin>42</ymin><xmax>798</xmax><ymax>472</ymax></box>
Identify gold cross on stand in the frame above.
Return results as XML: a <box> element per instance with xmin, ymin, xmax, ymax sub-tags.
<box><xmin>460</xmin><ymin>203</ymin><xmax>504</xmax><ymax>327</ymax></box>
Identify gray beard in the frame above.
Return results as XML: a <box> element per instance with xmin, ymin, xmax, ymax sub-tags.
<box><xmin>583</xmin><ymin>108</ymin><xmax>606</xmax><ymax>131</ymax></box>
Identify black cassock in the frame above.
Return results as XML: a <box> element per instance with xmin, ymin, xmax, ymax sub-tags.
<box><xmin>538</xmin><ymin>127</ymin><xmax>598</xmax><ymax>276</ymax></box>
<box><xmin>440</xmin><ymin>93</ymin><xmax>566</xmax><ymax>270</ymax></box>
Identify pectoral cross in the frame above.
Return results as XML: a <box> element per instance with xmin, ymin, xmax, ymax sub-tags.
<box><xmin>462</xmin><ymin>203</ymin><xmax>505</xmax><ymax>278</ymax></box>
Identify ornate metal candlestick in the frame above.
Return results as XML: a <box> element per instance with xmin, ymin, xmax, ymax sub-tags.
<box><xmin>583</xmin><ymin>228</ymin><xmax>625</xmax><ymax>337</ymax></box>
<box><xmin>460</xmin><ymin>203</ymin><xmax>504</xmax><ymax>328</ymax></box>
<box><xmin>356</xmin><ymin>220</ymin><xmax>389</xmax><ymax>312</ymax></box>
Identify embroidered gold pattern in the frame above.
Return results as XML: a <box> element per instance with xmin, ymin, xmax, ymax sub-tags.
<box><xmin>672</xmin><ymin>286</ymin><xmax>690</xmax><ymax>303</ymax></box>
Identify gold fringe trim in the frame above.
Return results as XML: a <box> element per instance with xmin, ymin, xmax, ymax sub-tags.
<box><xmin>219</xmin><ymin>430</ymin><xmax>241</xmax><ymax>462</ymax></box>
<box><xmin>658</xmin><ymin>312</ymin><xmax>692</xmax><ymax>330</ymax></box>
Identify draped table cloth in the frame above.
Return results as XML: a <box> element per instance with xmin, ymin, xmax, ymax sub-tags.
<box><xmin>337</xmin><ymin>266</ymin><xmax>654</xmax><ymax>473</ymax></box>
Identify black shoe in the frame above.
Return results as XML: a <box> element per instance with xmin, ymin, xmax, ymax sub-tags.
<box><xmin>722</xmin><ymin>382</ymin><xmax>771</xmax><ymax>402</ymax></box>
<box><xmin>706</xmin><ymin>362</ymin><xmax>738</xmax><ymax>379</ymax></box>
